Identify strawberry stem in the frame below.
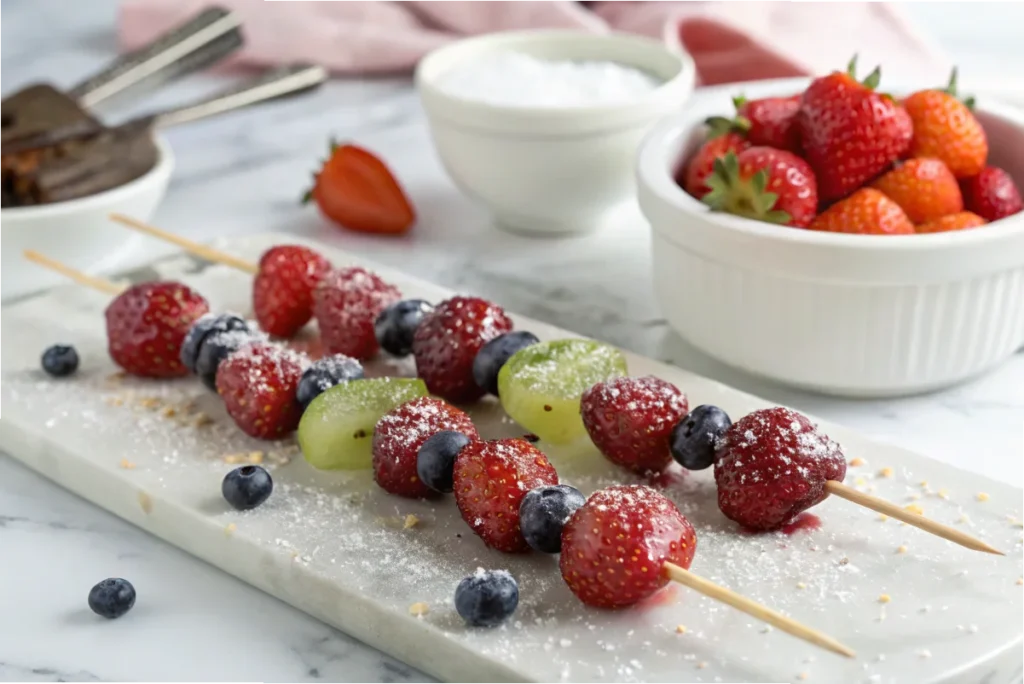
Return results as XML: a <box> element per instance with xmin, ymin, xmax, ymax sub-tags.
<box><xmin>701</xmin><ymin>152</ymin><xmax>792</xmax><ymax>225</ymax></box>
<box><xmin>705</xmin><ymin>115</ymin><xmax>750</xmax><ymax>139</ymax></box>
<box><xmin>845</xmin><ymin>54</ymin><xmax>881</xmax><ymax>90</ymax></box>
<box><xmin>943</xmin><ymin>67</ymin><xmax>976</xmax><ymax>109</ymax></box>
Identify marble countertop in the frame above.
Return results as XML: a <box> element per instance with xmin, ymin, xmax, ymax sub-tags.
<box><xmin>2</xmin><ymin>1</ymin><xmax>1022</xmax><ymax>681</ymax></box>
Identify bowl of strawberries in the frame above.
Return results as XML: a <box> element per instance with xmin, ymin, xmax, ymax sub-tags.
<box><xmin>636</xmin><ymin>60</ymin><xmax>1024</xmax><ymax>397</ymax></box>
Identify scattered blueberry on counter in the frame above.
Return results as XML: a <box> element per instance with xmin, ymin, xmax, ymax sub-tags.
<box><xmin>296</xmin><ymin>354</ymin><xmax>365</xmax><ymax>409</ymax></box>
<box><xmin>417</xmin><ymin>430</ymin><xmax>472</xmax><ymax>493</ymax></box>
<box><xmin>222</xmin><ymin>465</ymin><xmax>274</xmax><ymax>511</ymax></box>
<box><xmin>375</xmin><ymin>299</ymin><xmax>434</xmax><ymax>357</ymax></box>
<box><xmin>472</xmin><ymin>331</ymin><xmax>540</xmax><ymax>396</ymax></box>
<box><xmin>669</xmin><ymin>404</ymin><xmax>732</xmax><ymax>470</ymax></box>
<box><xmin>41</xmin><ymin>344</ymin><xmax>79</xmax><ymax>377</ymax></box>
<box><xmin>519</xmin><ymin>484</ymin><xmax>585</xmax><ymax>553</ymax></box>
<box><xmin>88</xmin><ymin>578</ymin><xmax>136</xmax><ymax>619</ymax></box>
<box><xmin>455</xmin><ymin>569</ymin><xmax>519</xmax><ymax>627</ymax></box>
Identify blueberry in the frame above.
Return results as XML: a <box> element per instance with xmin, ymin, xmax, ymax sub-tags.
<box><xmin>472</xmin><ymin>331</ymin><xmax>540</xmax><ymax>396</ymax></box>
<box><xmin>670</xmin><ymin>404</ymin><xmax>732</xmax><ymax>470</ymax></box>
<box><xmin>455</xmin><ymin>569</ymin><xmax>518</xmax><ymax>627</ymax></box>
<box><xmin>180</xmin><ymin>313</ymin><xmax>249</xmax><ymax>373</ymax></box>
<box><xmin>518</xmin><ymin>484</ymin><xmax>585</xmax><ymax>553</ymax></box>
<box><xmin>296</xmin><ymin>354</ymin><xmax>365</xmax><ymax>409</ymax></box>
<box><xmin>375</xmin><ymin>299</ymin><xmax>433</xmax><ymax>357</ymax></box>
<box><xmin>222</xmin><ymin>465</ymin><xmax>273</xmax><ymax>510</ymax></box>
<box><xmin>416</xmin><ymin>430</ymin><xmax>472</xmax><ymax>493</ymax></box>
<box><xmin>195</xmin><ymin>329</ymin><xmax>261</xmax><ymax>390</ymax></box>
<box><xmin>88</xmin><ymin>578</ymin><xmax>136</xmax><ymax>619</ymax></box>
<box><xmin>41</xmin><ymin>344</ymin><xmax>79</xmax><ymax>377</ymax></box>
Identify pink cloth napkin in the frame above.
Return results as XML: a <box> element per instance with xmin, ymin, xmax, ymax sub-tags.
<box><xmin>119</xmin><ymin>0</ymin><xmax>950</xmax><ymax>85</ymax></box>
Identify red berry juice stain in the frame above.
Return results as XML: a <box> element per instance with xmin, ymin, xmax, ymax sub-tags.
<box><xmin>647</xmin><ymin>466</ymin><xmax>688</xmax><ymax>490</ymax></box>
<box><xmin>637</xmin><ymin>583</ymin><xmax>680</xmax><ymax>609</ymax></box>
<box><xmin>780</xmin><ymin>513</ymin><xmax>822</xmax><ymax>535</ymax></box>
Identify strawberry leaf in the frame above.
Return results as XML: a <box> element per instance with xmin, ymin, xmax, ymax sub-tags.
<box><xmin>862</xmin><ymin>66</ymin><xmax>882</xmax><ymax>90</ymax></box>
<box><xmin>732</xmin><ymin>94</ymin><xmax>748</xmax><ymax>111</ymax></box>
<box><xmin>764</xmin><ymin>209</ymin><xmax>793</xmax><ymax>225</ymax></box>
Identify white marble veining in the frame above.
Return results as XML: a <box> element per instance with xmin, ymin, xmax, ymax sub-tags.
<box><xmin>2</xmin><ymin>1</ymin><xmax>1022</xmax><ymax>681</ymax></box>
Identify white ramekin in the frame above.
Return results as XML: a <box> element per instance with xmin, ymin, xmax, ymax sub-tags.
<box><xmin>416</xmin><ymin>30</ymin><xmax>695</xmax><ymax>236</ymax></box>
<box><xmin>1</xmin><ymin>135</ymin><xmax>174</xmax><ymax>301</ymax></box>
<box><xmin>637</xmin><ymin>78</ymin><xmax>1024</xmax><ymax>398</ymax></box>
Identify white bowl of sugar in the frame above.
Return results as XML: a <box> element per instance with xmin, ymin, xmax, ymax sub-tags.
<box><xmin>416</xmin><ymin>30</ymin><xmax>695</xmax><ymax>235</ymax></box>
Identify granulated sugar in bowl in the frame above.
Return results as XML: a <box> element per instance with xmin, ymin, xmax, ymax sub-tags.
<box><xmin>417</xmin><ymin>30</ymin><xmax>695</xmax><ymax>235</ymax></box>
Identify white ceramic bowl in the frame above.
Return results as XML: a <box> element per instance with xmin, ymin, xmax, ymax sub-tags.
<box><xmin>417</xmin><ymin>30</ymin><xmax>695</xmax><ymax>235</ymax></box>
<box><xmin>637</xmin><ymin>78</ymin><xmax>1024</xmax><ymax>398</ymax></box>
<box><xmin>1</xmin><ymin>135</ymin><xmax>174</xmax><ymax>301</ymax></box>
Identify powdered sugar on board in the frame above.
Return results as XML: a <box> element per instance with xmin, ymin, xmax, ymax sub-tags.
<box><xmin>1</xmin><ymin>235</ymin><xmax>1021</xmax><ymax>684</ymax></box>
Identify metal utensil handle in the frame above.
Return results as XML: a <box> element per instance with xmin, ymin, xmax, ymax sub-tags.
<box><xmin>150</xmin><ymin>64</ymin><xmax>328</xmax><ymax>128</ymax></box>
<box><xmin>67</xmin><ymin>6</ymin><xmax>242</xmax><ymax>108</ymax></box>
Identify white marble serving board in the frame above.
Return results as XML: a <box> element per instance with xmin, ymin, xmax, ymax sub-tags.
<box><xmin>1</xmin><ymin>233</ymin><xmax>1021</xmax><ymax>684</ymax></box>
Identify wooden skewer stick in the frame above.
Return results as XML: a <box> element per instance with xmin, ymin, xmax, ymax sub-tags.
<box><xmin>825</xmin><ymin>481</ymin><xmax>1003</xmax><ymax>555</ymax></box>
<box><xmin>663</xmin><ymin>562</ymin><xmax>855</xmax><ymax>658</ymax></box>
<box><xmin>23</xmin><ymin>250</ymin><xmax>126</xmax><ymax>296</ymax></box>
<box><xmin>109</xmin><ymin>213</ymin><xmax>259</xmax><ymax>275</ymax></box>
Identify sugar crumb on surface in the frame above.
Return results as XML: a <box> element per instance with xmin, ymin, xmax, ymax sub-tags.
<box><xmin>878</xmin><ymin>467</ymin><xmax>894</xmax><ymax>478</ymax></box>
<box><xmin>119</xmin><ymin>458</ymin><xmax>136</xmax><ymax>470</ymax></box>
<box><xmin>224</xmin><ymin>523</ymin><xmax>237</xmax><ymax>536</ymax></box>
<box><xmin>409</xmin><ymin>601</ymin><xmax>429</xmax><ymax>617</ymax></box>
<box><xmin>975</xmin><ymin>492</ymin><xmax>990</xmax><ymax>502</ymax></box>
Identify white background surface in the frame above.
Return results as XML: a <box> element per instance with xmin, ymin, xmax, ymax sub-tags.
<box><xmin>2</xmin><ymin>1</ymin><xmax>1022</xmax><ymax>681</ymax></box>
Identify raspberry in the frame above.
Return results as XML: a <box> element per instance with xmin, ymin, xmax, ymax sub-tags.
<box><xmin>313</xmin><ymin>267</ymin><xmax>400</xmax><ymax>360</ymax></box>
<box><xmin>412</xmin><ymin>296</ymin><xmax>513</xmax><ymax>403</ymax></box>
<box><xmin>580</xmin><ymin>376</ymin><xmax>689</xmax><ymax>474</ymax></box>
<box><xmin>252</xmin><ymin>245</ymin><xmax>332</xmax><ymax>338</ymax></box>
<box><xmin>105</xmin><ymin>281</ymin><xmax>210</xmax><ymax>378</ymax></box>
<box><xmin>714</xmin><ymin>407</ymin><xmax>846</xmax><ymax>531</ymax></box>
<box><xmin>560</xmin><ymin>485</ymin><xmax>696</xmax><ymax>609</ymax></box>
<box><xmin>215</xmin><ymin>342</ymin><xmax>308</xmax><ymax>440</ymax></box>
<box><xmin>453</xmin><ymin>438</ymin><xmax>558</xmax><ymax>553</ymax></box>
<box><xmin>372</xmin><ymin>397</ymin><xmax>478</xmax><ymax>498</ymax></box>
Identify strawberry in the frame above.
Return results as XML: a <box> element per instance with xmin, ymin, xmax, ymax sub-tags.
<box><xmin>372</xmin><ymin>397</ymin><xmax>479</xmax><ymax>498</ymax></box>
<box><xmin>809</xmin><ymin>188</ymin><xmax>914</xmax><ymax>235</ymax></box>
<box><xmin>798</xmin><ymin>57</ymin><xmax>912</xmax><ymax>201</ymax></box>
<box><xmin>870</xmin><ymin>158</ymin><xmax>963</xmax><ymax>224</ymax></box>
<box><xmin>105</xmin><ymin>281</ymin><xmax>210</xmax><ymax>378</ymax></box>
<box><xmin>313</xmin><ymin>267</ymin><xmax>401</xmax><ymax>361</ymax></box>
<box><xmin>702</xmin><ymin>148</ymin><xmax>818</xmax><ymax>228</ymax></box>
<box><xmin>215</xmin><ymin>342</ymin><xmax>308</xmax><ymax>440</ymax></box>
<box><xmin>302</xmin><ymin>141</ymin><xmax>415</xmax><ymax>235</ymax></box>
<box><xmin>412</xmin><ymin>296</ymin><xmax>514</xmax><ymax>403</ymax></box>
<box><xmin>732</xmin><ymin>94</ymin><xmax>802</xmax><ymax>152</ymax></box>
<box><xmin>903</xmin><ymin>69</ymin><xmax>987</xmax><ymax>179</ymax></box>
<box><xmin>960</xmin><ymin>166</ymin><xmax>1023</xmax><ymax>222</ymax></box>
<box><xmin>681</xmin><ymin>131</ymin><xmax>750</xmax><ymax>199</ymax></box>
<box><xmin>453</xmin><ymin>438</ymin><xmax>558</xmax><ymax>553</ymax></box>
<box><xmin>252</xmin><ymin>245</ymin><xmax>332</xmax><ymax>338</ymax></box>
<box><xmin>560</xmin><ymin>485</ymin><xmax>696</xmax><ymax>609</ymax></box>
<box><xmin>916</xmin><ymin>211</ymin><xmax>987</xmax><ymax>233</ymax></box>
<box><xmin>714</xmin><ymin>407</ymin><xmax>846</xmax><ymax>531</ymax></box>
<box><xmin>580</xmin><ymin>376</ymin><xmax>689</xmax><ymax>475</ymax></box>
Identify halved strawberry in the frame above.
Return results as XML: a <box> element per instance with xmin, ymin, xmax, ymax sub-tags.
<box><xmin>303</xmin><ymin>141</ymin><xmax>415</xmax><ymax>235</ymax></box>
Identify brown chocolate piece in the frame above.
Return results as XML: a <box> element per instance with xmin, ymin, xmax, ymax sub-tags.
<box><xmin>1</xmin><ymin>84</ymin><xmax>102</xmax><ymax>152</ymax></box>
<box><xmin>3</xmin><ymin>121</ymin><xmax>157</xmax><ymax>207</ymax></box>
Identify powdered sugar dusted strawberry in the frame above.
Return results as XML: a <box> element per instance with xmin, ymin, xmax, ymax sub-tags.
<box><xmin>372</xmin><ymin>397</ymin><xmax>479</xmax><ymax>498</ymax></box>
<box><xmin>313</xmin><ymin>267</ymin><xmax>400</xmax><ymax>360</ymax></box>
<box><xmin>580</xmin><ymin>376</ymin><xmax>689</xmax><ymax>474</ymax></box>
<box><xmin>412</xmin><ymin>296</ymin><xmax>514</xmax><ymax>403</ymax></box>
<box><xmin>714</xmin><ymin>407</ymin><xmax>846</xmax><ymax>531</ymax></box>
<box><xmin>105</xmin><ymin>281</ymin><xmax>210</xmax><ymax>378</ymax></box>
<box><xmin>560</xmin><ymin>485</ymin><xmax>696</xmax><ymax>609</ymax></box>
<box><xmin>454</xmin><ymin>438</ymin><xmax>558</xmax><ymax>553</ymax></box>
<box><xmin>253</xmin><ymin>245</ymin><xmax>332</xmax><ymax>338</ymax></box>
<box><xmin>215</xmin><ymin>342</ymin><xmax>309</xmax><ymax>440</ymax></box>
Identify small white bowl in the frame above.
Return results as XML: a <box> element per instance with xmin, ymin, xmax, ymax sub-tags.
<box><xmin>416</xmin><ymin>30</ymin><xmax>695</xmax><ymax>236</ymax></box>
<box><xmin>1</xmin><ymin>134</ymin><xmax>174</xmax><ymax>301</ymax></box>
<box><xmin>637</xmin><ymin>78</ymin><xmax>1024</xmax><ymax>397</ymax></box>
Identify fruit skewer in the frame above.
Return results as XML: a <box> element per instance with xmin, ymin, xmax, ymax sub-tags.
<box><xmin>22</xmin><ymin>251</ymin><xmax>316</xmax><ymax>440</ymax></box>
<box><xmin>110</xmin><ymin>213</ymin><xmax>403</xmax><ymax>360</ymax></box>
<box><xmin>418</xmin><ymin>432</ymin><xmax>855</xmax><ymax>657</ymax></box>
<box><xmin>574</xmin><ymin>377</ymin><xmax>1004</xmax><ymax>555</ymax></box>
